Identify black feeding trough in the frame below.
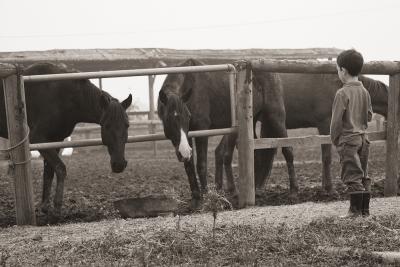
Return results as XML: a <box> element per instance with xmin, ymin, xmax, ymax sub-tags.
<box><xmin>113</xmin><ymin>196</ymin><xmax>178</xmax><ymax>219</ymax></box>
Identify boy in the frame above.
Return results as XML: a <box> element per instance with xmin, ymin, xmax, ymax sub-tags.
<box><xmin>330</xmin><ymin>49</ymin><xmax>373</xmax><ymax>217</ymax></box>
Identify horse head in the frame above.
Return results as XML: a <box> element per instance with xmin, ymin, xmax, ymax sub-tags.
<box><xmin>99</xmin><ymin>93</ymin><xmax>132</xmax><ymax>173</ymax></box>
<box><xmin>158</xmin><ymin>60</ymin><xmax>199</xmax><ymax>161</ymax></box>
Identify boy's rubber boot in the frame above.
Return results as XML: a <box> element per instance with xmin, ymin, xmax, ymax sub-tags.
<box><xmin>361</xmin><ymin>191</ymin><xmax>371</xmax><ymax>217</ymax></box>
<box><xmin>341</xmin><ymin>191</ymin><xmax>363</xmax><ymax>218</ymax></box>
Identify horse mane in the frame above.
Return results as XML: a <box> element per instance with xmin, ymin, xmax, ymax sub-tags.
<box><xmin>100</xmin><ymin>97</ymin><xmax>128</xmax><ymax>125</ymax></box>
<box><xmin>179</xmin><ymin>58</ymin><xmax>205</xmax><ymax>67</ymax></box>
<box><xmin>24</xmin><ymin>62</ymin><xmax>78</xmax><ymax>75</ymax></box>
<box><xmin>25</xmin><ymin>62</ymin><xmax>124</xmax><ymax>121</ymax></box>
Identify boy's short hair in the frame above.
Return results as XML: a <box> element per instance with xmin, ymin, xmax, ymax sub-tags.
<box><xmin>336</xmin><ymin>49</ymin><xmax>364</xmax><ymax>76</ymax></box>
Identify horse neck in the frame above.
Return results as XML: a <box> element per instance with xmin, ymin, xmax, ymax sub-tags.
<box><xmin>360</xmin><ymin>75</ymin><xmax>388</xmax><ymax>117</ymax></box>
<box><xmin>76</xmin><ymin>84</ymin><xmax>104</xmax><ymax>124</ymax></box>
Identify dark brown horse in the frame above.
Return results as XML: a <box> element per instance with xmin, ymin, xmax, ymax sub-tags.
<box><xmin>157</xmin><ymin>59</ymin><xmax>296</xmax><ymax>206</ymax></box>
<box><xmin>0</xmin><ymin>63</ymin><xmax>132</xmax><ymax>216</ymax></box>
<box><xmin>219</xmin><ymin>73</ymin><xmax>388</xmax><ymax>195</ymax></box>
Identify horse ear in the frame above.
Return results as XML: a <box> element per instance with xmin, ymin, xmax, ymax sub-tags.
<box><xmin>121</xmin><ymin>94</ymin><xmax>132</xmax><ymax>110</ymax></box>
<box><xmin>159</xmin><ymin>90</ymin><xmax>168</xmax><ymax>105</ymax></box>
<box><xmin>100</xmin><ymin>93</ymin><xmax>110</xmax><ymax>109</ymax></box>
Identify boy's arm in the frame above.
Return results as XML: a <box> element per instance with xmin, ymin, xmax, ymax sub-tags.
<box><xmin>330</xmin><ymin>91</ymin><xmax>346</xmax><ymax>146</ymax></box>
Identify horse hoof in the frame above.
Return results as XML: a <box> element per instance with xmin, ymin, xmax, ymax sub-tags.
<box><xmin>215</xmin><ymin>187</ymin><xmax>223</xmax><ymax>194</ymax></box>
<box><xmin>201</xmin><ymin>188</ymin><xmax>208</xmax><ymax>197</ymax></box>
<box><xmin>320</xmin><ymin>188</ymin><xmax>339</xmax><ymax>199</ymax></box>
<box><xmin>255</xmin><ymin>188</ymin><xmax>264</xmax><ymax>197</ymax></box>
<box><xmin>328</xmin><ymin>189</ymin><xmax>340</xmax><ymax>199</ymax></box>
<box><xmin>228</xmin><ymin>189</ymin><xmax>239</xmax><ymax>198</ymax></box>
<box><xmin>40</xmin><ymin>203</ymin><xmax>51</xmax><ymax>214</ymax></box>
<box><xmin>48</xmin><ymin>213</ymin><xmax>61</xmax><ymax>224</ymax></box>
<box><xmin>288</xmin><ymin>191</ymin><xmax>299</xmax><ymax>203</ymax></box>
<box><xmin>190</xmin><ymin>198</ymin><xmax>202</xmax><ymax>211</ymax></box>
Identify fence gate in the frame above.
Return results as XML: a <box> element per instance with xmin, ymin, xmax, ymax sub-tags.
<box><xmin>235</xmin><ymin>59</ymin><xmax>400</xmax><ymax>208</ymax></box>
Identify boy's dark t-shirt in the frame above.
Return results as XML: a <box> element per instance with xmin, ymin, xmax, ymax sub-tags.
<box><xmin>330</xmin><ymin>81</ymin><xmax>373</xmax><ymax>146</ymax></box>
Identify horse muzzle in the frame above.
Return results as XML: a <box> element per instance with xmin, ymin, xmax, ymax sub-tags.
<box><xmin>111</xmin><ymin>159</ymin><xmax>127</xmax><ymax>173</ymax></box>
<box><xmin>175</xmin><ymin>148</ymin><xmax>191</xmax><ymax>162</ymax></box>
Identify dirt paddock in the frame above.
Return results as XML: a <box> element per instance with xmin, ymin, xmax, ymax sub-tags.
<box><xmin>0</xmin><ymin>127</ymin><xmax>394</xmax><ymax>227</ymax></box>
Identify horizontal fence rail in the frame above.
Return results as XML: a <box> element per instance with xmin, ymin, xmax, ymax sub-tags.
<box><xmin>127</xmin><ymin>110</ymin><xmax>157</xmax><ymax>116</ymax></box>
<box><xmin>0</xmin><ymin>63</ymin><xmax>17</xmax><ymax>78</ymax></box>
<box><xmin>73</xmin><ymin>120</ymin><xmax>162</xmax><ymax>133</ymax></box>
<box><xmin>253</xmin><ymin>131</ymin><xmax>386</xmax><ymax>149</ymax></box>
<box><xmin>251</xmin><ymin>60</ymin><xmax>400</xmax><ymax>75</ymax></box>
<box><xmin>23</xmin><ymin>64</ymin><xmax>236</xmax><ymax>82</ymax></box>
<box><xmin>30</xmin><ymin>127</ymin><xmax>237</xmax><ymax>150</ymax></box>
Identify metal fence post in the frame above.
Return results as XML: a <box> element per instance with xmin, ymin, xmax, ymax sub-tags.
<box><xmin>148</xmin><ymin>75</ymin><xmax>157</xmax><ymax>156</ymax></box>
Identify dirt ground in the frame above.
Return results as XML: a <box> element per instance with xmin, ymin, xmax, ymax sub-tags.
<box><xmin>0</xmin><ymin>127</ymin><xmax>393</xmax><ymax>227</ymax></box>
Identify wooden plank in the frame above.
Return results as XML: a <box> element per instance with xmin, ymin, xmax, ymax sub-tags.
<box><xmin>385</xmin><ymin>74</ymin><xmax>400</xmax><ymax>196</ymax></box>
<box><xmin>0</xmin><ymin>48</ymin><xmax>344</xmax><ymax>71</ymax></box>
<box><xmin>251</xmin><ymin>59</ymin><xmax>400</xmax><ymax>75</ymax></box>
<box><xmin>3</xmin><ymin>74</ymin><xmax>36</xmax><ymax>225</ymax></box>
<box><xmin>0</xmin><ymin>63</ymin><xmax>17</xmax><ymax>78</ymax></box>
<box><xmin>253</xmin><ymin>131</ymin><xmax>386</xmax><ymax>149</ymax></box>
<box><xmin>236</xmin><ymin>65</ymin><xmax>255</xmax><ymax>208</ymax></box>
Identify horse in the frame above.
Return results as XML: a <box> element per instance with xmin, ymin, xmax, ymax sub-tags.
<box><xmin>0</xmin><ymin>62</ymin><xmax>132</xmax><ymax>216</ymax></box>
<box><xmin>157</xmin><ymin>59</ymin><xmax>296</xmax><ymax>206</ymax></box>
<box><xmin>218</xmin><ymin>73</ymin><xmax>388</xmax><ymax>196</ymax></box>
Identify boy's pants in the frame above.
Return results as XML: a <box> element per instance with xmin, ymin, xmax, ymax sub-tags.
<box><xmin>336</xmin><ymin>134</ymin><xmax>370</xmax><ymax>192</ymax></box>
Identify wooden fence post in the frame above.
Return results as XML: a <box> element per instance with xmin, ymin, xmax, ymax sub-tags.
<box><xmin>385</xmin><ymin>73</ymin><xmax>400</xmax><ymax>196</ymax></box>
<box><xmin>236</xmin><ymin>63</ymin><xmax>255</xmax><ymax>208</ymax></box>
<box><xmin>3</xmin><ymin>71</ymin><xmax>36</xmax><ymax>225</ymax></box>
<box><xmin>148</xmin><ymin>75</ymin><xmax>157</xmax><ymax>156</ymax></box>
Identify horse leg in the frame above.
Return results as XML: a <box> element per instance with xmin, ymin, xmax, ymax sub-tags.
<box><xmin>183</xmin><ymin>138</ymin><xmax>201</xmax><ymax>207</ymax></box>
<box><xmin>195</xmin><ymin>136</ymin><xmax>209</xmax><ymax>195</ymax></box>
<box><xmin>222</xmin><ymin>133</ymin><xmax>238</xmax><ymax>195</ymax></box>
<box><xmin>39</xmin><ymin>149</ymin><xmax>66</xmax><ymax>216</ymax></box>
<box><xmin>281</xmin><ymin>146</ymin><xmax>298</xmax><ymax>200</ymax></box>
<box><xmin>41</xmin><ymin>159</ymin><xmax>55</xmax><ymax>213</ymax></box>
<box><xmin>262</xmin><ymin>118</ymin><xmax>298</xmax><ymax>199</ymax></box>
<box><xmin>254</xmin><ymin>120</ymin><xmax>277</xmax><ymax>195</ymax></box>
<box><xmin>214</xmin><ymin>136</ymin><xmax>226</xmax><ymax>192</ymax></box>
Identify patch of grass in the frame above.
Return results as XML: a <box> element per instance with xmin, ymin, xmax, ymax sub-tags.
<box><xmin>3</xmin><ymin>214</ymin><xmax>399</xmax><ymax>266</ymax></box>
<box><xmin>201</xmin><ymin>186</ymin><xmax>233</xmax><ymax>238</ymax></box>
